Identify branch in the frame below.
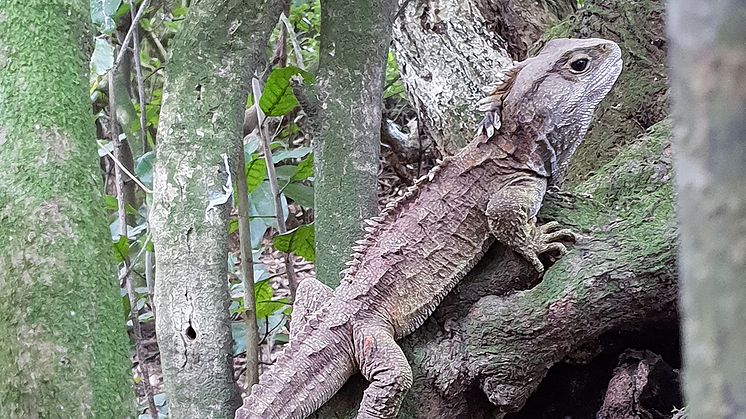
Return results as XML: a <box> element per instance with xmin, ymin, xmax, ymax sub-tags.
<box><xmin>114</xmin><ymin>0</ymin><xmax>151</xmax><ymax>68</ymax></box>
<box><xmin>251</xmin><ymin>78</ymin><xmax>299</xmax><ymax>300</ymax></box>
<box><xmin>315</xmin><ymin>122</ymin><xmax>678</xmax><ymax>418</ymax></box>
<box><xmin>108</xmin><ymin>68</ymin><xmax>159</xmax><ymax>419</ymax></box>
<box><xmin>234</xmin><ymin>134</ymin><xmax>261</xmax><ymax>388</ymax></box>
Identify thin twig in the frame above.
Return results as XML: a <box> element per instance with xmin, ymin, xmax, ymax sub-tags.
<box><xmin>108</xmin><ymin>67</ymin><xmax>159</xmax><ymax>419</ymax></box>
<box><xmin>114</xmin><ymin>0</ymin><xmax>151</xmax><ymax>68</ymax></box>
<box><xmin>234</xmin><ymin>132</ymin><xmax>261</xmax><ymax>388</ymax></box>
<box><xmin>251</xmin><ymin>78</ymin><xmax>299</xmax><ymax>301</ymax></box>
<box><xmin>144</xmin><ymin>251</ymin><xmax>155</xmax><ymax>318</ymax></box>
<box><xmin>128</xmin><ymin>0</ymin><xmax>148</xmax><ymax>152</ymax></box>
<box><xmin>279</xmin><ymin>13</ymin><xmax>305</xmax><ymax>70</ymax></box>
<box><xmin>96</xmin><ymin>139</ymin><xmax>153</xmax><ymax>194</ymax></box>
<box><xmin>146</xmin><ymin>30</ymin><xmax>169</xmax><ymax>63</ymax></box>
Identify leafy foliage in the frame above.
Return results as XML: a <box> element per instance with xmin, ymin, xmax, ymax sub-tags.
<box><xmin>273</xmin><ymin>224</ymin><xmax>315</xmax><ymax>262</ymax></box>
<box><xmin>90</xmin><ymin>0</ymin><xmax>121</xmax><ymax>34</ymax></box>
<box><xmin>288</xmin><ymin>0</ymin><xmax>321</xmax><ymax>66</ymax></box>
<box><xmin>91</xmin><ymin>38</ymin><xmax>114</xmax><ymax>75</ymax></box>
<box><xmin>259</xmin><ymin>66</ymin><xmax>315</xmax><ymax>117</ymax></box>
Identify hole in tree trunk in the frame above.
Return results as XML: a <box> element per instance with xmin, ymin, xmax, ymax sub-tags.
<box><xmin>185</xmin><ymin>324</ymin><xmax>197</xmax><ymax>340</ymax></box>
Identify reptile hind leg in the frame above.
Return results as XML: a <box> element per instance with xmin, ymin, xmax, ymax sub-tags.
<box><xmin>487</xmin><ymin>176</ymin><xmax>575</xmax><ymax>272</ymax></box>
<box><xmin>354</xmin><ymin>326</ymin><xmax>413</xmax><ymax>419</ymax></box>
<box><xmin>289</xmin><ymin>278</ymin><xmax>333</xmax><ymax>339</ymax></box>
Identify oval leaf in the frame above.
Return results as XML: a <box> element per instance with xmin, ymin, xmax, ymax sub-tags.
<box><xmin>91</xmin><ymin>38</ymin><xmax>114</xmax><ymax>76</ymax></box>
<box><xmin>259</xmin><ymin>66</ymin><xmax>315</xmax><ymax>117</ymax></box>
<box><xmin>91</xmin><ymin>0</ymin><xmax>122</xmax><ymax>34</ymax></box>
<box><xmin>273</xmin><ymin>223</ymin><xmax>314</xmax><ymax>262</ymax></box>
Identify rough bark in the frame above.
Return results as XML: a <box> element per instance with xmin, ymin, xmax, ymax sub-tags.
<box><xmin>314</xmin><ymin>0</ymin><xmax>399</xmax><ymax>287</ymax></box>
<box><xmin>315</xmin><ymin>121</ymin><xmax>678</xmax><ymax>418</ymax></box>
<box><xmin>558</xmin><ymin>0</ymin><xmax>668</xmax><ymax>186</ymax></box>
<box><xmin>392</xmin><ymin>0</ymin><xmax>574</xmax><ymax>154</ymax></box>
<box><xmin>314</xmin><ymin>0</ymin><xmax>673</xmax><ymax>417</ymax></box>
<box><xmin>0</xmin><ymin>1</ymin><xmax>132</xmax><ymax>416</ymax></box>
<box><xmin>150</xmin><ymin>1</ymin><xmax>287</xmax><ymax>417</ymax></box>
<box><xmin>668</xmin><ymin>1</ymin><xmax>746</xmax><ymax>417</ymax></box>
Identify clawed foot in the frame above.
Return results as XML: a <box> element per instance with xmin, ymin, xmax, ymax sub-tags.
<box><xmin>520</xmin><ymin>221</ymin><xmax>576</xmax><ymax>272</ymax></box>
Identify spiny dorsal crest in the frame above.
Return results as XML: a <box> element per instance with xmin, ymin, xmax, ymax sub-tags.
<box><xmin>338</xmin><ymin>160</ymin><xmax>448</xmax><ymax>281</ymax></box>
<box><xmin>476</xmin><ymin>63</ymin><xmax>525</xmax><ymax>138</ymax></box>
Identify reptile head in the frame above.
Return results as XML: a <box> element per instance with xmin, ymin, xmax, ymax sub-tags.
<box><xmin>478</xmin><ymin>38</ymin><xmax>623</xmax><ymax>182</ymax></box>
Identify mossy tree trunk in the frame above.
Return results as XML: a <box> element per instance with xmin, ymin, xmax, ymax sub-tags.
<box><xmin>314</xmin><ymin>0</ymin><xmax>399</xmax><ymax>287</ymax></box>
<box><xmin>669</xmin><ymin>1</ymin><xmax>746</xmax><ymax>417</ymax></box>
<box><xmin>314</xmin><ymin>0</ymin><xmax>676</xmax><ymax>417</ymax></box>
<box><xmin>0</xmin><ymin>1</ymin><xmax>132</xmax><ymax>417</ymax></box>
<box><xmin>150</xmin><ymin>1</ymin><xmax>287</xmax><ymax>417</ymax></box>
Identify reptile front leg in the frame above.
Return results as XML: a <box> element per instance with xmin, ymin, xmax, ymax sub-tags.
<box><xmin>353</xmin><ymin>325</ymin><xmax>413</xmax><ymax>419</ymax></box>
<box><xmin>486</xmin><ymin>175</ymin><xmax>575</xmax><ymax>272</ymax></box>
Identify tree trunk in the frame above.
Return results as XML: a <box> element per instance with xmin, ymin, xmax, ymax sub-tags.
<box><xmin>0</xmin><ymin>1</ymin><xmax>132</xmax><ymax>417</ymax></box>
<box><xmin>314</xmin><ymin>0</ymin><xmax>674</xmax><ymax>417</ymax></box>
<box><xmin>150</xmin><ymin>1</ymin><xmax>287</xmax><ymax>417</ymax></box>
<box><xmin>314</xmin><ymin>0</ymin><xmax>400</xmax><ymax>287</ymax></box>
<box><xmin>668</xmin><ymin>1</ymin><xmax>746</xmax><ymax>417</ymax></box>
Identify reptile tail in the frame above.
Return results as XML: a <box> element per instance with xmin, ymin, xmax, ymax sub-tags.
<box><xmin>235</xmin><ymin>325</ymin><xmax>355</xmax><ymax>419</ymax></box>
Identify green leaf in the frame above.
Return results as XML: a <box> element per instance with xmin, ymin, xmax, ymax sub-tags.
<box><xmin>291</xmin><ymin>153</ymin><xmax>314</xmax><ymax>181</ymax></box>
<box><xmin>249</xmin><ymin>182</ymin><xmax>289</xmax><ymax>248</ymax></box>
<box><xmin>112</xmin><ymin>1</ymin><xmax>131</xmax><ymax>22</ymax></box>
<box><xmin>259</xmin><ymin>66</ymin><xmax>315</xmax><ymax>117</ymax></box>
<box><xmin>228</xmin><ymin>219</ymin><xmax>239</xmax><ymax>235</ymax></box>
<box><xmin>112</xmin><ymin>235</ymin><xmax>129</xmax><ymax>263</ymax></box>
<box><xmin>254</xmin><ymin>279</ymin><xmax>288</xmax><ymax>318</ymax></box>
<box><xmin>257</xmin><ymin>298</ymin><xmax>290</xmax><ymax>319</ymax></box>
<box><xmin>172</xmin><ymin>5</ymin><xmax>188</xmax><ymax>17</ymax></box>
<box><xmin>273</xmin><ymin>223</ymin><xmax>315</xmax><ymax>262</ymax></box>
<box><xmin>245</xmin><ymin>157</ymin><xmax>267</xmax><ymax>194</ymax></box>
<box><xmin>91</xmin><ymin>0</ymin><xmax>122</xmax><ymax>34</ymax></box>
<box><xmin>274</xmin><ymin>165</ymin><xmax>298</xmax><ymax>181</ymax></box>
<box><xmin>272</xmin><ymin>146</ymin><xmax>312</xmax><ymax>164</ymax></box>
<box><xmin>135</xmin><ymin>151</ymin><xmax>155</xmax><ymax>190</ymax></box>
<box><xmin>102</xmin><ymin>195</ymin><xmax>119</xmax><ymax>210</ymax></box>
<box><xmin>283</xmin><ymin>183</ymin><xmax>314</xmax><ymax>208</ymax></box>
<box><xmin>122</xmin><ymin>294</ymin><xmax>131</xmax><ymax>318</ymax></box>
<box><xmin>102</xmin><ymin>195</ymin><xmax>138</xmax><ymax>215</ymax></box>
<box><xmin>91</xmin><ymin>39</ymin><xmax>114</xmax><ymax>76</ymax></box>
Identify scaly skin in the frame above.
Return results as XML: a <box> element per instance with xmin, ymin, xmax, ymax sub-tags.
<box><xmin>236</xmin><ymin>38</ymin><xmax>623</xmax><ymax>419</ymax></box>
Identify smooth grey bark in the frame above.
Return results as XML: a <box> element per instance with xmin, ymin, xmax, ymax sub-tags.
<box><xmin>150</xmin><ymin>1</ymin><xmax>287</xmax><ymax>417</ymax></box>
<box><xmin>0</xmin><ymin>1</ymin><xmax>132</xmax><ymax>416</ymax></box>
<box><xmin>314</xmin><ymin>0</ymin><xmax>399</xmax><ymax>287</ymax></box>
<box><xmin>668</xmin><ymin>1</ymin><xmax>746</xmax><ymax>417</ymax></box>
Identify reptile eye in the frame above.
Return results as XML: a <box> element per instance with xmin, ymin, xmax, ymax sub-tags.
<box><xmin>569</xmin><ymin>58</ymin><xmax>590</xmax><ymax>73</ymax></box>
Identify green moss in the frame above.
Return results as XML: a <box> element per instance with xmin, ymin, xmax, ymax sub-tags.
<box><xmin>0</xmin><ymin>1</ymin><xmax>132</xmax><ymax>417</ymax></box>
<box><xmin>549</xmin><ymin>0</ymin><xmax>668</xmax><ymax>186</ymax></box>
<box><xmin>532</xmin><ymin>120</ymin><xmax>675</xmax><ymax>306</ymax></box>
<box><xmin>542</xmin><ymin>17</ymin><xmax>576</xmax><ymax>42</ymax></box>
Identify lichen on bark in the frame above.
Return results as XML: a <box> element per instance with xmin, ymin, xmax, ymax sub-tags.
<box><xmin>150</xmin><ymin>1</ymin><xmax>288</xmax><ymax>417</ymax></box>
<box><xmin>314</xmin><ymin>0</ymin><xmax>399</xmax><ymax>287</ymax></box>
<box><xmin>0</xmin><ymin>0</ymin><xmax>131</xmax><ymax>416</ymax></box>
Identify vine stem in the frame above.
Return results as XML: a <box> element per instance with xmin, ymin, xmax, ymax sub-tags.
<box><xmin>234</xmin><ymin>133</ymin><xmax>260</xmax><ymax>388</ymax></box>
<box><xmin>251</xmin><ymin>78</ymin><xmax>299</xmax><ymax>301</ymax></box>
<box><xmin>108</xmin><ymin>67</ymin><xmax>159</xmax><ymax>419</ymax></box>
